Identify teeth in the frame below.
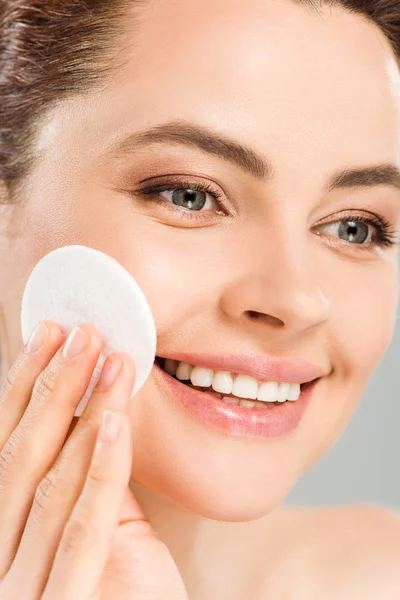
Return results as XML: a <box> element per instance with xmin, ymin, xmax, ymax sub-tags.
<box><xmin>239</xmin><ymin>399</ymin><xmax>257</xmax><ymax>408</ymax></box>
<box><xmin>176</xmin><ymin>362</ymin><xmax>193</xmax><ymax>380</ymax></box>
<box><xmin>287</xmin><ymin>383</ymin><xmax>301</xmax><ymax>401</ymax></box>
<box><xmin>212</xmin><ymin>371</ymin><xmax>233</xmax><ymax>394</ymax></box>
<box><xmin>190</xmin><ymin>367</ymin><xmax>214</xmax><ymax>387</ymax></box>
<box><xmin>257</xmin><ymin>381</ymin><xmax>279</xmax><ymax>402</ymax></box>
<box><xmin>222</xmin><ymin>396</ymin><xmax>241</xmax><ymax>405</ymax></box>
<box><xmin>221</xmin><ymin>397</ymin><xmax>278</xmax><ymax>409</ymax></box>
<box><xmin>277</xmin><ymin>382</ymin><xmax>291</xmax><ymax>403</ymax></box>
<box><xmin>232</xmin><ymin>374</ymin><xmax>258</xmax><ymax>400</ymax></box>
<box><xmin>160</xmin><ymin>359</ymin><xmax>303</xmax><ymax>403</ymax></box>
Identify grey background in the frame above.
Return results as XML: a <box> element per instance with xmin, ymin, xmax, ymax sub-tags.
<box><xmin>287</xmin><ymin>303</ymin><xmax>400</xmax><ymax>507</ymax></box>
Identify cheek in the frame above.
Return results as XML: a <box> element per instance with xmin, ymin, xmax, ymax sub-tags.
<box><xmin>301</xmin><ymin>263</ymin><xmax>399</xmax><ymax>469</ymax></box>
<box><xmin>330</xmin><ymin>263</ymin><xmax>398</xmax><ymax>379</ymax></box>
<box><xmin>108</xmin><ymin>225</ymin><xmax>236</xmax><ymax>337</ymax></box>
<box><xmin>119</xmin><ymin>237</ymin><xmax>215</xmax><ymax>335</ymax></box>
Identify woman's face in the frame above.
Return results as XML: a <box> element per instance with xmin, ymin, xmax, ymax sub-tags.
<box><xmin>1</xmin><ymin>0</ymin><xmax>400</xmax><ymax>521</ymax></box>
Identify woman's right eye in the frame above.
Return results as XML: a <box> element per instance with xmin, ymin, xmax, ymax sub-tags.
<box><xmin>158</xmin><ymin>188</ymin><xmax>217</xmax><ymax>212</ymax></box>
<box><xmin>140</xmin><ymin>178</ymin><xmax>229</xmax><ymax>223</ymax></box>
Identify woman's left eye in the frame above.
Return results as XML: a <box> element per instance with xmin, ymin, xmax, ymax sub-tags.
<box><xmin>316</xmin><ymin>213</ymin><xmax>398</xmax><ymax>250</ymax></box>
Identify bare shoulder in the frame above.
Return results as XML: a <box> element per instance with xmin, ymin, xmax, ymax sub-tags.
<box><xmin>284</xmin><ymin>503</ymin><xmax>400</xmax><ymax>599</ymax></box>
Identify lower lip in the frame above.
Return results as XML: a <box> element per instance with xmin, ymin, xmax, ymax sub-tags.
<box><xmin>152</xmin><ymin>362</ymin><xmax>318</xmax><ymax>439</ymax></box>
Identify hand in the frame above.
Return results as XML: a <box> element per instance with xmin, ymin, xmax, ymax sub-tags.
<box><xmin>0</xmin><ymin>321</ymin><xmax>188</xmax><ymax>599</ymax></box>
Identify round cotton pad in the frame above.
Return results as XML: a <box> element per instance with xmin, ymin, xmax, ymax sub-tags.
<box><xmin>21</xmin><ymin>245</ymin><xmax>157</xmax><ymax>417</ymax></box>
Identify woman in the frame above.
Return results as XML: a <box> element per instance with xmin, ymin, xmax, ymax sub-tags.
<box><xmin>0</xmin><ymin>0</ymin><xmax>400</xmax><ymax>597</ymax></box>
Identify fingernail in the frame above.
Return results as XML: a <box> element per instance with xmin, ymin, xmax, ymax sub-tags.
<box><xmin>96</xmin><ymin>355</ymin><xmax>122</xmax><ymax>389</ymax></box>
<box><xmin>99</xmin><ymin>409</ymin><xmax>121</xmax><ymax>442</ymax></box>
<box><xmin>62</xmin><ymin>327</ymin><xmax>89</xmax><ymax>359</ymax></box>
<box><xmin>25</xmin><ymin>321</ymin><xmax>49</xmax><ymax>354</ymax></box>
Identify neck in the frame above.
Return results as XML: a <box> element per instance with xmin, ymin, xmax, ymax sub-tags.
<box><xmin>128</xmin><ymin>479</ymin><xmax>294</xmax><ymax>596</ymax></box>
<box><xmin>129</xmin><ymin>478</ymin><xmax>213</xmax><ymax>570</ymax></box>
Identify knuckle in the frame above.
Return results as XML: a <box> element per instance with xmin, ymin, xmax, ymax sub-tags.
<box><xmin>1</xmin><ymin>371</ymin><xmax>15</xmax><ymax>397</ymax></box>
<box><xmin>75</xmin><ymin>408</ymin><xmax>96</xmax><ymax>431</ymax></box>
<box><xmin>33</xmin><ymin>470</ymin><xmax>59</xmax><ymax>513</ymax></box>
<box><xmin>33</xmin><ymin>361</ymin><xmax>59</xmax><ymax>401</ymax></box>
<box><xmin>0</xmin><ymin>435</ymin><xmax>27</xmax><ymax>493</ymax></box>
<box><xmin>0</xmin><ymin>437</ymin><xmax>20</xmax><ymax>477</ymax></box>
<box><xmin>0</xmin><ymin>364</ymin><xmax>20</xmax><ymax>407</ymax></box>
<box><xmin>1</xmin><ymin>349</ymin><xmax>32</xmax><ymax>394</ymax></box>
<box><xmin>4</xmin><ymin>373</ymin><xmax>13</xmax><ymax>394</ymax></box>
<box><xmin>0</xmin><ymin>378</ymin><xmax>12</xmax><ymax>409</ymax></box>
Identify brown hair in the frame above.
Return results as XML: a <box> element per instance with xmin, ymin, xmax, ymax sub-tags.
<box><xmin>0</xmin><ymin>0</ymin><xmax>399</xmax><ymax>202</ymax></box>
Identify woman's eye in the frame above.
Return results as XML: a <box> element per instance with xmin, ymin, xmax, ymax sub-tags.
<box><xmin>320</xmin><ymin>220</ymin><xmax>371</xmax><ymax>245</ymax></box>
<box><xmin>139</xmin><ymin>180</ymin><xmax>228</xmax><ymax>223</ymax></box>
<box><xmin>159</xmin><ymin>188</ymin><xmax>216</xmax><ymax>211</ymax></box>
<box><xmin>316</xmin><ymin>215</ymin><xmax>398</xmax><ymax>250</ymax></box>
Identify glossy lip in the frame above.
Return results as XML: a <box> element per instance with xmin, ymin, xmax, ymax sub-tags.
<box><xmin>155</xmin><ymin>352</ymin><xmax>327</xmax><ymax>384</ymax></box>
<box><xmin>152</xmin><ymin>361</ymin><xmax>320</xmax><ymax>439</ymax></box>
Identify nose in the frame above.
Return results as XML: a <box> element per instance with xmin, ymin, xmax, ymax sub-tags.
<box><xmin>220</xmin><ymin>222</ymin><xmax>330</xmax><ymax>334</ymax></box>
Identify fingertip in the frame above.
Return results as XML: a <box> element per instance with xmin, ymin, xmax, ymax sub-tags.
<box><xmin>42</xmin><ymin>320</ymin><xmax>64</xmax><ymax>340</ymax></box>
<box><xmin>76</xmin><ymin>323</ymin><xmax>104</xmax><ymax>348</ymax></box>
<box><xmin>116</xmin><ymin>353</ymin><xmax>136</xmax><ymax>378</ymax></box>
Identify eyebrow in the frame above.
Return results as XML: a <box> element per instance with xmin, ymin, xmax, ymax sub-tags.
<box><xmin>106</xmin><ymin>119</ymin><xmax>400</xmax><ymax>194</ymax></box>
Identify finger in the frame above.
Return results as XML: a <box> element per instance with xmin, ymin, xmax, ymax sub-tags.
<box><xmin>0</xmin><ymin>324</ymin><xmax>104</xmax><ymax>576</ymax></box>
<box><xmin>41</xmin><ymin>410</ymin><xmax>132</xmax><ymax>600</ymax></box>
<box><xmin>6</xmin><ymin>353</ymin><xmax>135</xmax><ymax>598</ymax></box>
<box><xmin>0</xmin><ymin>320</ymin><xmax>64</xmax><ymax>448</ymax></box>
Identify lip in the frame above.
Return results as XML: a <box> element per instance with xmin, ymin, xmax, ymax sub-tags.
<box><xmin>152</xmin><ymin>361</ymin><xmax>320</xmax><ymax>439</ymax></box>
<box><xmin>155</xmin><ymin>352</ymin><xmax>326</xmax><ymax>384</ymax></box>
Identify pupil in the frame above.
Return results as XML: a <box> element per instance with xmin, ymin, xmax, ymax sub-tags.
<box><xmin>173</xmin><ymin>189</ymin><xmax>207</xmax><ymax>211</ymax></box>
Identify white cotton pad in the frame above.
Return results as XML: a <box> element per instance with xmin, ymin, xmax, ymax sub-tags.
<box><xmin>21</xmin><ymin>245</ymin><xmax>157</xmax><ymax>416</ymax></box>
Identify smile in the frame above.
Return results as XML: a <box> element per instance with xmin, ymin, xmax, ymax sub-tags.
<box><xmin>154</xmin><ymin>356</ymin><xmax>312</xmax><ymax>409</ymax></box>
<box><xmin>153</xmin><ymin>356</ymin><xmax>320</xmax><ymax>439</ymax></box>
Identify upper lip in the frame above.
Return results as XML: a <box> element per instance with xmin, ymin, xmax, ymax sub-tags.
<box><xmin>155</xmin><ymin>352</ymin><xmax>328</xmax><ymax>385</ymax></box>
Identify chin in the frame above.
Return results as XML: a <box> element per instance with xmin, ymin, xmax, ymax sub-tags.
<box><xmin>135</xmin><ymin>479</ymin><xmax>294</xmax><ymax>522</ymax></box>
<box><xmin>130</xmin><ymin>436</ymin><xmax>301</xmax><ymax>522</ymax></box>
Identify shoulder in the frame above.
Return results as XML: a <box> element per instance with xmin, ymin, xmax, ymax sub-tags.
<box><xmin>295</xmin><ymin>504</ymin><xmax>400</xmax><ymax>599</ymax></box>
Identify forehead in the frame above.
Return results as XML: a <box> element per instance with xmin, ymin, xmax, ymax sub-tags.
<box><xmin>37</xmin><ymin>0</ymin><xmax>400</xmax><ymax>174</ymax></box>
<box><xmin>118</xmin><ymin>0</ymin><xmax>400</xmax><ymax>137</ymax></box>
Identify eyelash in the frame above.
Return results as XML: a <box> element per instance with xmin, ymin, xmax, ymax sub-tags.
<box><xmin>140</xmin><ymin>178</ymin><xmax>399</xmax><ymax>250</ymax></box>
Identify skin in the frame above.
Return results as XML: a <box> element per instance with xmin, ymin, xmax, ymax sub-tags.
<box><xmin>1</xmin><ymin>0</ymin><xmax>400</xmax><ymax>597</ymax></box>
